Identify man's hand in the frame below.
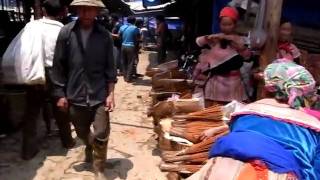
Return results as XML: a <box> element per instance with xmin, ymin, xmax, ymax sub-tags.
<box><xmin>57</xmin><ymin>97</ymin><xmax>68</xmax><ymax>112</ymax></box>
<box><xmin>105</xmin><ymin>93</ymin><xmax>115</xmax><ymax>112</ymax></box>
<box><xmin>106</xmin><ymin>83</ymin><xmax>116</xmax><ymax>112</ymax></box>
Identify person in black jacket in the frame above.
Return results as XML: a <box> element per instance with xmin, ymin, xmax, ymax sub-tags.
<box><xmin>52</xmin><ymin>0</ymin><xmax>116</xmax><ymax>178</ymax></box>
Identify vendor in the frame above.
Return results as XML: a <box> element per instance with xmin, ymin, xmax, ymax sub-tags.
<box><xmin>191</xmin><ymin>60</ymin><xmax>320</xmax><ymax>180</ymax></box>
<box><xmin>194</xmin><ymin>7</ymin><xmax>251</xmax><ymax>107</ymax></box>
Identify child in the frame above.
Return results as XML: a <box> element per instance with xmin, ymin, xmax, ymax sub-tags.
<box><xmin>277</xmin><ymin>20</ymin><xmax>301</xmax><ymax>63</ymax></box>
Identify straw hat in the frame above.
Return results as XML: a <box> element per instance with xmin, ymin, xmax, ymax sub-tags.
<box><xmin>70</xmin><ymin>0</ymin><xmax>106</xmax><ymax>8</ymax></box>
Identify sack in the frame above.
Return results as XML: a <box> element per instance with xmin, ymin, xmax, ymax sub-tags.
<box><xmin>2</xmin><ymin>21</ymin><xmax>46</xmax><ymax>85</ymax></box>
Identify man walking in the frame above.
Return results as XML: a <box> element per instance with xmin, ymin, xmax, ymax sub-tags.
<box><xmin>119</xmin><ymin>16</ymin><xmax>140</xmax><ymax>82</ymax></box>
<box><xmin>52</xmin><ymin>0</ymin><xmax>116</xmax><ymax>179</ymax></box>
<box><xmin>3</xmin><ymin>0</ymin><xmax>74</xmax><ymax>160</ymax></box>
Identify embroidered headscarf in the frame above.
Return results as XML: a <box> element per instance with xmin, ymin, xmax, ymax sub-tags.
<box><xmin>264</xmin><ymin>60</ymin><xmax>319</xmax><ymax>109</ymax></box>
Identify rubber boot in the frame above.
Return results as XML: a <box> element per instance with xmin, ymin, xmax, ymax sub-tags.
<box><xmin>84</xmin><ymin>145</ymin><xmax>93</xmax><ymax>163</ymax></box>
<box><xmin>93</xmin><ymin>139</ymin><xmax>107</xmax><ymax>180</ymax></box>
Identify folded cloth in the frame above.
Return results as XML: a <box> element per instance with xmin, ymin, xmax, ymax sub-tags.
<box><xmin>209</xmin><ymin>131</ymin><xmax>302</xmax><ymax>179</ymax></box>
<box><xmin>214</xmin><ymin>114</ymin><xmax>320</xmax><ymax>179</ymax></box>
<box><xmin>186</xmin><ymin>157</ymin><xmax>297</xmax><ymax>180</ymax></box>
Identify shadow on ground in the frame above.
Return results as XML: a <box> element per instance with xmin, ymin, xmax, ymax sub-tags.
<box><xmin>72</xmin><ymin>158</ymin><xmax>134</xmax><ymax>180</ymax></box>
<box><xmin>0</xmin><ymin>121</ymin><xmax>78</xmax><ymax>180</ymax></box>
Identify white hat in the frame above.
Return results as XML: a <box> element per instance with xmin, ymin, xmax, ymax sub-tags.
<box><xmin>70</xmin><ymin>0</ymin><xmax>105</xmax><ymax>8</ymax></box>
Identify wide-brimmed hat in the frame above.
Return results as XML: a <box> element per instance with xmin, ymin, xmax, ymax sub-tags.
<box><xmin>70</xmin><ymin>0</ymin><xmax>105</xmax><ymax>8</ymax></box>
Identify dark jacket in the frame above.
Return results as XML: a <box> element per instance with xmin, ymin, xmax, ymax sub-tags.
<box><xmin>52</xmin><ymin>20</ymin><xmax>117</xmax><ymax>107</ymax></box>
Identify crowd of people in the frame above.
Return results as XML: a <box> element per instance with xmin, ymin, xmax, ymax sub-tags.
<box><xmin>1</xmin><ymin>0</ymin><xmax>172</xmax><ymax>179</ymax></box>
<box><xmin>2</xmin><ymin>0</ymin><xmax>114</xmax><ymax>179</ymax></box>
<box><xmin>110</xmin><ymin>14</ymin><xmax>170</xmax><ymax>82</ymax></box>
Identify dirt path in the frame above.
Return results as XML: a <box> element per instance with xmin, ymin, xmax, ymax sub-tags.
<box><xmin>0</xmin><ymin>51</ymin><xmax>166</xmax><ymax>180</ymax></box>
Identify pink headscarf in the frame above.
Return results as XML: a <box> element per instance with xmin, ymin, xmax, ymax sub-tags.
<box><xmin>219</xmin><ymin>7</ymin><xmax>239</xmax><ymax>22</ymax></box>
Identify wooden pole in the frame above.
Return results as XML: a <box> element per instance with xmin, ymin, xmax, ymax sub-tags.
<box><xmin>257</xmin><ymin>0</ymin><xmax>283</xmax><ymax>99</ymax></box>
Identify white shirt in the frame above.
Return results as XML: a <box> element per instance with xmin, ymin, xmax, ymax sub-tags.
<box><xmin>37</xmin><ymin>18</ymin><xmax>64</xmax><ymax>67</ymax></box>
<box><xmin>1</xmin><ymin>17</ymin><xmax>63</xmax><ymax>84</ymax></box>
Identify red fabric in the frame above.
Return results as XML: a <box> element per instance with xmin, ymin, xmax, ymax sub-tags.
<box><xmin>219</xmin><ymin>7</ymin><xmax>239</xmax><ymax>22</ymax></box>
<box><xmin>278</xmin><ymin>42</ymin><xmax>293</xmax><ymax>55</ymax></box>
<box><xmin>237</xmin><ymin>160</ymin><xmax>269</xmax><ymax>180</ymax></box>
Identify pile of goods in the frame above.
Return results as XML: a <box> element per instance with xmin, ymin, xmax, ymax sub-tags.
<box><xmin>147</xmin><ymin>60</ymin><xmax>230</xmax><ymax>179</ymax></box>
<box><xmin>146</xmin><ymin>60</ymin><xmax>194</xmax><ymax>105</ymax></box>
<box><xmin>158</xmin><ymin>106</ymin><xmax>229</xmax><ymax>176</ymax></box>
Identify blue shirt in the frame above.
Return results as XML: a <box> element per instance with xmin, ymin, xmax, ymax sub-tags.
<box><xmin>119</xmin><ymin>23</ymin><xmax>140</xmax><ymax>47</ymax></box>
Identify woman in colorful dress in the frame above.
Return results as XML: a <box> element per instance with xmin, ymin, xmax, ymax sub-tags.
<box><xmin>194</xmin><ymin>7</ymin><xmax>251</xmax><ymax>107</ymax></box>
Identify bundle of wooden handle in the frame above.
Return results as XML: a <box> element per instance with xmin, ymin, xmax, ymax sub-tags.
<box><xmin>147</xmin><ymin>62</ymin><xmax>229</xmax><ymax>178</ymax></box>
<box><xmin>186</xmin><ymin>105</ymin><xmax>224</xmax><ymax>120</ymax></box>
<box><xmin>158</xmin><ymin>105</ymin><xmax>229</xmax><ymax>175</ymax></box>
<box><xmin>160</xmin><ymin>131</ymin><xmax>228</xmax><ymax>174</ymax></box>
<box><xmin>169</xmin><ymin>122</ymin><xmax>227</xmax><ymax>143</ymax></box>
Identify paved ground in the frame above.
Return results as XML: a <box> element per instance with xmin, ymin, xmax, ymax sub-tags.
<box><xmin>0</xmin><ymin>51</ymin><xmax>167</xmax><ymax>180</ymax></box>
